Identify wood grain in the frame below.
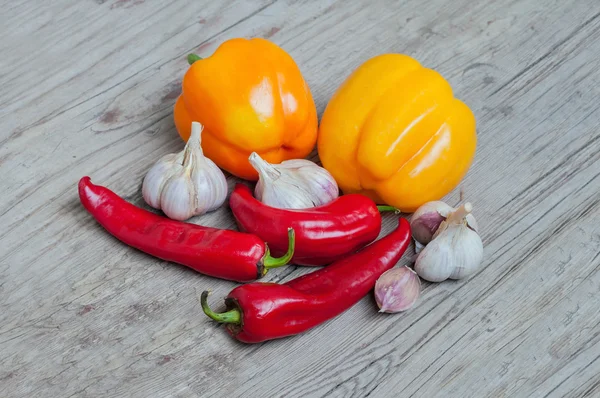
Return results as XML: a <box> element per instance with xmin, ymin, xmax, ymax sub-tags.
<box><xmin>1</xmin><ymin>0</ymin><xmax>599</xmax><ymax>397</ymax></box>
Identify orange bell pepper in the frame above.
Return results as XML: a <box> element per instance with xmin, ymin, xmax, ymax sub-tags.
<box><xmin>174</xmin><ymin>38</ymin><xmax>318</xmax><ymax>180</ymax></box>
<box><xmin>318</xmin><ymin>54</ymin><xmax>477</xmax><ymax>212</ymax></box>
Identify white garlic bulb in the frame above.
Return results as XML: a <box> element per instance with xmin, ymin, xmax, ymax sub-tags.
<box><xmin>249</xmin><ymin>152</ymin><xmax>339</xmax><ymax>209</ymax></box>
<box><xmin>414</xmin><ymin>203</ymin><xmax>484</xmax><ymax>282</ymax></box>
<box><xmin>142</xmin><ymin>122</ymin><xmax>227</xmax><ymax>220</ymax></box>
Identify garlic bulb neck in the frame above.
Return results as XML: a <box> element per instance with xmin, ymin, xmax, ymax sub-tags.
<box><xmin>249</xmin><ymin>152</ymin><xmax>280</xmax><ymax>181</ymax></box>
<box><xmin>182</xmin><ymin>122</ymin><xmax>202</xmax><ymax>166</ymax></box>
<box><xmin>447</xmin><ymin>202</ymin><xmax>472</xmax><ymax>225</ymax></box>
<box><xmin>188</xmin><ymin>122</ymin><xmax>203</xmax><ymax>151</ymax></box>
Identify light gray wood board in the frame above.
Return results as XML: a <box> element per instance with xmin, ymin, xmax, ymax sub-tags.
<box><xmin>1</xmin><ymin>0</ymin><xmax>599</xmax><ymax>397</ymax></box>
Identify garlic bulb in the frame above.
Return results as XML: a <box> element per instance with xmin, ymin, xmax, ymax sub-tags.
<box><xmin>142</xmin><ymin>122</ymin><xmax>227</xmax><ymax>220</ymax></box>
<box><xmin>249</xmin><ymin>152</ymin><xmax>339</xmax><ymax>209</ymax></box>
<box><xmin>375</xmin><ymin>266</ymin><xmax>421</xmax><ymax>313</ymax></box>
<box><xmin>414</xmin><ymin>203</ymin><xmax>484</xmax><ymax>282</ymax></box>
<box><xmin>411</xmin><ymin>200</ymin><xmax>478</xmax><ymax>245</ymax></box>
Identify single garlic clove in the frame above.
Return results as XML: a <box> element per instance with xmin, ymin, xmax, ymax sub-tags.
<box><xmin>191</xmin><ymin>155</ymin><xmax>228</xmax><ymax>214</ymax></box>
<box><xmin>249</xmin><ymin>152</ymin><xmax>339</xmax><ymax>209</ymax></box>
<box><xmin>410</xmin><ymin>201</ymin><xmax>455</xmax><ymax>245</ymax></box>
<box><xmin>159</xmin><ymin>171</ymin><xmax>196</xmax><ymax>221</ymax></box>
<box><xmin>374</xmin><ymin>266</ymin><xmax>421</xmax><ymax>313</ymax></box>
<box><xmin>466</xmin><ymin>213</ymin><xmax>479</xmax><ymax>232</ymax></box>
<box><xmin>142</xmin><ymin>153</ymin><xmax>182</xmax><ymax>209</ymax></box>
<box><xmin>255</xmin><ymin>172</ymin><xmax>313</xmax><ymax>208</ymax></box>
<box><xmin>448</xmin><ymin>226</ymin><xmax>484</xmax><ymax>279</ymax></box>
<box><xmin>295</xmin><ymin>165</ymin><xmax>339</xmax><ymax>205</ymax></box>
<box><xmin>414</xmin><ymin>232</ymin><xmax>455</xmax><ymax>282</ymax></box>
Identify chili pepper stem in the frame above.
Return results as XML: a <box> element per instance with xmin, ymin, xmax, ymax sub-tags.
<box><xmin>187</xmin><ymin>53</ymin><xmax>203</xmax><ymax>65</ymax></box>
<box><xmin>263</xmin><ymin>228</ymin><xmax>295</xmax><ymax>269</ymax></box>
<box><xmin>377</xmin><ymin>205</ymin><xmax>400</xmax><ymax>214</ymax></box>
<box><xmin>200</xmin><ymin>291</ymin><xmax>241</xmax><ymax>324</ymax></box>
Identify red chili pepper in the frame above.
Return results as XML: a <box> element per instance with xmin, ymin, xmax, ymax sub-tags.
<box><xmin>78</xmin><ymin>177</ymin><xmax>295</xmax><ymax>282</ymax></box>
<box><xmin>201</xmin><ymin>217</ymin><xmax>411</xmax><ymax>343</ymax></box>
<box><xmin>229</xmin><ymin>184</ymin><xmax>392</xmax><ymax>266</ymax></box>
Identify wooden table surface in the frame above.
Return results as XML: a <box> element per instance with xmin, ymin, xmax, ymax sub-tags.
<box><xmin>2</xmin><ymin>1</ymin><xmax>600</xmax><ymax>397</ymax></box>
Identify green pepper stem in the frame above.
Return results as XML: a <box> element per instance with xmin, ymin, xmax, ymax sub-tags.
<box><xmin>187</xmin><ymin>53</ymin><xmax>203</xmax><ymax>65</ymax></box>
<box><xmin>377</xmin><ymin>205</ymin><xmax>400</xmax><ymax>214</ymax></box>
<box><xmin>200</xmin><ymin>291</ymin><xmax>241</xmax><ymax>324</ymax></box>
<box><xmin>263</xmin><ymin>228</ymin><xmax>295</xmax><ymax>269</ymax></box>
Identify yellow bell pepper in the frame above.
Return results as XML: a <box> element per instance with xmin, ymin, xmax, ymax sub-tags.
<box><xmin>318</xmin><ymin>54</ymin><xmax>477</xmax><ymax>212</ymax></box>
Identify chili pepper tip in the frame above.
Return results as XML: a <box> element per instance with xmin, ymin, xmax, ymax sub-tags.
<box><xmin>200</xmin><ymin>291</ymin><xmax>241</xmax><ymax>325</ymax></box>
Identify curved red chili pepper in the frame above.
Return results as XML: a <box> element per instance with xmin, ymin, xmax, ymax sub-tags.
<box><xmin>201</xmin><ymin>217</ymin><xmax>411</xmax><ymax>343</ymax></box>
<box><xmin>78</xmin><ymin>177</ymin><xmax>294</xmax><ymax>282</ymax></box>
<box><xmin>229</xmin><ymin>184</ymin><xmax>385</xmax><ymax>266</ymax></box>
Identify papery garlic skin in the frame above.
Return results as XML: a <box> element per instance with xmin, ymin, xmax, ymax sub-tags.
<box><xmin>414</xmin><ymin>203</ymin><xmax>484</xmax><ymax>282</ymax></box>
<box><xmin>414</xmin><ymin>236</ymin><xmax>454</xmax><ymax>282</ymax></box>
<box><xmin>447</xmin><ymin>226</ymin><xmax>483</xmax><ymax>279</ymax></box>
<box><xmin>142</xmin><ymin>152</ymin><xmax>183</xmax><ymax>209</ymax></box>
<box><xmin>249</xmin><ymin>152</ymin><xmax>339</xmax><ymax>209</ymax></box>
<box><xmin>411</xmin><ymin>200</ymin><xmax>479</xmax><ymax>245</ymax></box>
<box><xmin>142</xmin><ymin>122</ymin><xmax>227</xmax><ymax>220</ymax></box>
<box><xmin>375</xmin><ymin>266</ymin><xmax>421</xmax><ymax>313</ymax></box>
<box><xmin>410</xmin><ymin>201</ymin><xmax>454</xmax><ymax>244</ymax></box>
